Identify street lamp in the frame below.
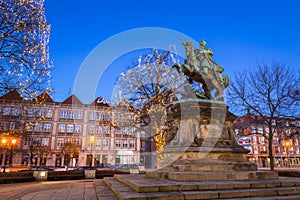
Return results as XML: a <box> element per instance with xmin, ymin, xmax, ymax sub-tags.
<box><xmin>1</xmin><ymin>137</ymin><xmax>17</xmax><ymax>172</ymax></box>
<box><xmin>285</xmin><ymin>140</ymin><xmax>291</xmax><ymax>168</ymax></box>
<box><xmin>2</xmin><ymin>138</ymin><xmax>7</xmax><ymax>145</ymax></box>
<box><xmin>89</xmin><ymin>135</ymin><xmax>95</xmax><ymax>167</ymax></box>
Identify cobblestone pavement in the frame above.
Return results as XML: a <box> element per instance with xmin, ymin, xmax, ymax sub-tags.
<box><xmin>0</xmin><ymin>179</ymin><xmax>108</xmax><ymax>200</ymax></box>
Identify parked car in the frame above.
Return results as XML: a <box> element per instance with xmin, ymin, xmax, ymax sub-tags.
<box><xmin>113</xmin><ymin>163</ymin><xmax>145</xmax><ymax>173</ymax></box>
<box><xmin>0</xmin><ymin>165</ymin><xmax>10</xmax><ymax>172</ymax></box>
<box><xmin>29</xmin><ymin>166</ymin><xmax>55</xmax><ymax>171</ymax></box>
<box><xmin>95</xmin><ymin>163</ymin><xmax>112</xmax><ymax>170</ymax></box>
<box><xmin>75</xmin><ymin>166</ymin><xmax>97</xmax><ymax>171</ymax></box>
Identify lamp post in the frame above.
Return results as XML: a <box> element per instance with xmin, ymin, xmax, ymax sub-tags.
<box><xmin>89</xmin><ymin>135</ymin><xmax>95</xmax><ymax>167</ymax></box>
<box><xmin>285</xmin><ymin>140</ymin><xmax>291</xmax><ymax>168</ymax></box>
<box><xmin>1</xmin><ymin>137</ymin><xmax>17</xmax><ymax>172</ymax></box>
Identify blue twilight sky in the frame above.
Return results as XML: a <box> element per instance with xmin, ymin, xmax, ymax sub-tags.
<box><xmin>44</xmin><ymin>0</ymin><xmax>300</xmax><ymax>103</ymax></box>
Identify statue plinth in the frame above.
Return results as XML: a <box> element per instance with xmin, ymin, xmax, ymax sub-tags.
<box><xmin>147</xmin><ymin>99</ymin><xmax>277</xmax><ymax>181</ymax></box>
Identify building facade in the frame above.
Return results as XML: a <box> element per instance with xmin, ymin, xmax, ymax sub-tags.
<box><xmin>0</xmin><ymin>90</ymin><xmax>141</xmax><ymax>168</ymax></box>
<box><xmin>234</xmin><ymin>114</ymin><xmax>300</xmax><ymax>168</ymax></box>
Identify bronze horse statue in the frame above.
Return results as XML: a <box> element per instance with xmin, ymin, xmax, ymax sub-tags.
<box><xmin>173</xmin><ymin>40</ymin><xmax>229</xmax><ymax>100</ymax></box>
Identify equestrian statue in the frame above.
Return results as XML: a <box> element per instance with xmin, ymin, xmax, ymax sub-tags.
<box><xmin>173</xmin><ymin>39</ymin><xmax>230</xmax><ymax>100</ymax></box>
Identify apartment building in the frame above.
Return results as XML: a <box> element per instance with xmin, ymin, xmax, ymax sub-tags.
<box><xmin>234</xmin><ymin>114</ymin><xmax>300</xmax><ymax>168</ymax></box>
<box><xmin>0</xmin><ymin>90</ymin><xmax>141</xmax><ymax>167</ymax></box>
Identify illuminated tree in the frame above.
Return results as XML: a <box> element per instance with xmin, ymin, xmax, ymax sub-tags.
<box><xmin>0</xmin><ymin>0</ymin><xmax>52</xmax><ymax>98</ymax></box>
<box><xmin>113</xmin><ymin>48</ymin><xmax>188</xmax><ymax>167</ymax></box>
<box><xmin>227</xmin><ymin>60</ymin><xmax>300</xmax><ymax>170</ymax></box>
<box><xmin>0</xmin><ymin>90</ymin><xmax>52</xmax><ymax>166</ymax></box>
<box><xmin>62</xmin><ymin>142</ymin><xmax>80</xmax><ymax>167</ymax></box>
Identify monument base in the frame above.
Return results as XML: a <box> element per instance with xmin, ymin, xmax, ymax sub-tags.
<box><xmin>147</xmin><ymin>146</ymin><xmax>278</xmax><ymax>182</ymax></box>
<box><xmin>159</xmin><ymin>146</ymin><xmax>258</xmax><ymax>172</ymax></box>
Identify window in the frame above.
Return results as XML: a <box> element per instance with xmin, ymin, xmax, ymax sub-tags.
<box><xmin>24</xmin><ymin>138</ymin><xmax>31</xmax><ymax>146</ymax></box>
<box><xmin>129</xmin><ymin>140</ymin><xmax>135</xmax><ymax>148</ymax></box>
<box><xmin>130</xmin><ymin>127</ymin><xmax>135</xmax><ymax>135</ymax></box>
<box><xmin>116</xmin><ymin>128</ymin><xmax>121</xmax><ymax>135</ymax></box>
<box><xmin>3</xmin><ymin>122</ymin><xmax>9</xmax><ymax>130</ymax></box>
<box><xmin>115</xmin><ymin>140</ymin><xmax>121</xmax><ymax>148</ymax></box>
<box><xmin>3</xmin><ymin>107</ymin><xmax>10</xmax><ymax>115</ymax></box>
<box><xmin>65</xmin><ymin>138</ymin><xmax>72</xmax><ymax>143</ymax></box>
<box><xmin>103</xmin><ymin>113</ymin><xmax>110</xmax><ymax>121</ymax></box>
<box><xmin>257</xmin><ymin>127</ymin><xmax>263</xmax><ymax>134</ymax></box>
<box><xmin>88</xmin><ymin>125</ymin><xmax>95</xmax><ymax>133</ymax></box>
<box><xmin>141</xmin><ymin>131</ymin><xmax>146</xmax><ymax>138</ymax></box>
<box><xmin>294</xmin><ymin>138</ymin><xmax>299</xmax><ymax>145</ymax></box>
<box><xmin>260</xmin><ymin>146</ymin><xmax>266</xmax><ymax>154</ymax></box>
<box><xmin>12</xmin><ymin>107</ymin><xmax>20</xmax><ymax>116</ymax></box>
<box><xmin>252</xmin><ymin>136</ymin><xmax>257</xmax><ymax>144</ymax></box>
<box><xmin>27</xmin><ymin>124</ymin><xmax>33</xmax><ymax>131</ymax></box>
<box><xmin>10</xmin><ymin>122</ymin><xmax>15</xmax><ymax>130</ymax></box>
<box><xmin>103</xmin><ymin>139</ymin><xmax>109</xmax><ymax>148</ymax></box>
<box><xmin>42</xmin><ymin>138</ymin><xmax>49</xmax><ymax>146</ymax></box>
<box><xmin>96</xmin><ymin>139</ymin><xmax>101</xmax><ymax>147</ymax></box>
<box><xmin>60</xmin><ymin>110</ymin><xmax>67</xmax><ymax>118</ymax></box>
<box><xmin>97</xmin><ymin>112</ymin><xmax>103</xmax><ymax>120</ymax></box>
<box><xmin>103</xmin><ymin>126</ymin><xmax>110</xmax><ymax>134</ymax></box>
<box><xmin>34</xmin><ymin>123</ymin><xmax>42</xmax><ymax>132</ymax></box>
<box><xmin>33</xmin><ymin>138</ymin><xmax>41</xmax><ymax>146</ymax></box>
<box><xmin>116</xmin><ymin>113</ymin><xmax>121</xmax><ymax>122</ymax></box>
<box><xmin>27</xmin><ymin>108</ymin><xmax>35</xmax><ymax>117</ymax></box>
<box><xmin>123</xmin><ymin>127</ymin><xmax>128</xmax><ymax>135</ymax></box>
<box><xmin>96</xmin><ymin>126</ymin><xmax>102</xmax><ymax>134</ymax></box>
<box><xmin>75</xmin><ymin>125</ymin><xmax>81</xmax><ymax>133</ymax></box>
<box><xmin>37</xmin><ymin>109</ymin><xmax>44</xmax><ymax>117</ymax></box>
<box><xmin>67</xmin><ymin>124</ymin><xmax>74</xmax><ymax>133</ymax></box>
<box><xmin>68</xmin><ymin>111</ymin><xmax>74</xmax><ymax>119</ymax></box>
<box><xmin>46</xmin><ymin>109</ymin><xmax>53</xmax><ymax>118</ymax></box>
<box><xmin>75</xmin><ymin>111</ymin><xmax>83</xmax><ymax>119</ymax></box>
<box><xmin>273</xmin><ymin>137</ymin><xmax>279</xmax><ymax>144</ymax></box>
<box><xmin>123</xmin><ymin>140</ymin><xmax>128</xmax><ymax>148</ymax></box>
<box><xmin>89</xmin><ymin>112</ymin><xmax>96</xmax><ymax>120</ymax></box>
<box><xmin>74</xmin><ymin>139</ymin><xmax>81</xmax><ymax>146</ymax></box>
<box><xmin>259</xmin><ymin>137</ymin><xmax>264</xmax><ymax>144</ymax></box>
<box><xmin>275</xmin><ymin>146</ymin><xmax>281</xmax><ymax>154</ymax></box>
<box><xmin>253</xmin><ymin>146</ymin><xmax>258</xmax><ymax>154</ymax></box>
<box><xmin>57</xmin><ymin>138</ymin><xmax>64</xmax><ymax>147</ymax></box>
<box><xmin>58</xmin><ymin>124</ymin><xmax>65</xmax><ymax>132</ymax></box>
<box><xmin>43</xmin><ymin>123</ymin><xmax>51</xmax><ymax>132</ymax></box>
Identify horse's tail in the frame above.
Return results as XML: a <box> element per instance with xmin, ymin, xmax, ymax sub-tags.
<box><xmin>222</xmin><ymin>75</ymin><xmax>230</xmax><ymax>88</ymax></box>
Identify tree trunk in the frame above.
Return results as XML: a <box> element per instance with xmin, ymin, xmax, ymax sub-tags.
<box><xmin>268</xmin><ymin>130</ymin><xmax>275</xmax><ymax>171</ymax></box>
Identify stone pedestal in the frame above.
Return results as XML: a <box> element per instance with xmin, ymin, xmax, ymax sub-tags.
<box><xmin>147</xmin><ymin>99</ymin><xmax>278</xmax><ymax>181</ymax></box>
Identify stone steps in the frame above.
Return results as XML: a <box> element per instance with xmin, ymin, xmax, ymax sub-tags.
<box><xmin>147</xmin><ymin>170</ymin><xmax>279</xmax><ymax>182</ymax></box>
<box><xmin>103</xmin><ymin>175</ymin><xmax>300</xmax><ymax>200</ymax></box>
<box><xmin>225</xmin><ymin>195</ymin><xmax>300</xmax><ymax>200</ymax></box>
<box><xmin>94</xmin><ymin>179</ymin><xmax>118</xmax><ymax>200</ymax></box>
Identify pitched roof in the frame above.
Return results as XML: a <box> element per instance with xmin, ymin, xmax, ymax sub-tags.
<box><xmin>32</xmin><ymin>91</ymin><xmax>54</xmax><ymax>104</ymax></box>
<box><xmin>62</xmin><ymin>95</ymin><xmax>83</xmax><ymax>105</ymax></box>
<box><xmin>0</xmin><ymin>89</ymin><xmax>23</xmax><ymax>101</ymax></box>
<box><xmin>90</xmin><ymin>97</ymin><xmax>110</xmax><ymax>107</ymax></box>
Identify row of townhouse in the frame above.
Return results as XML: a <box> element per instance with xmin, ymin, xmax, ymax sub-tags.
<box><xmin>0</xmin><ymin>90</ymin><xmax>154</xmax><ymax>168</ymax></box>
<box><xmin>234</xmin><ymin>114</ymin><xmax>300</xmax><ymax>168</ymax></box>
